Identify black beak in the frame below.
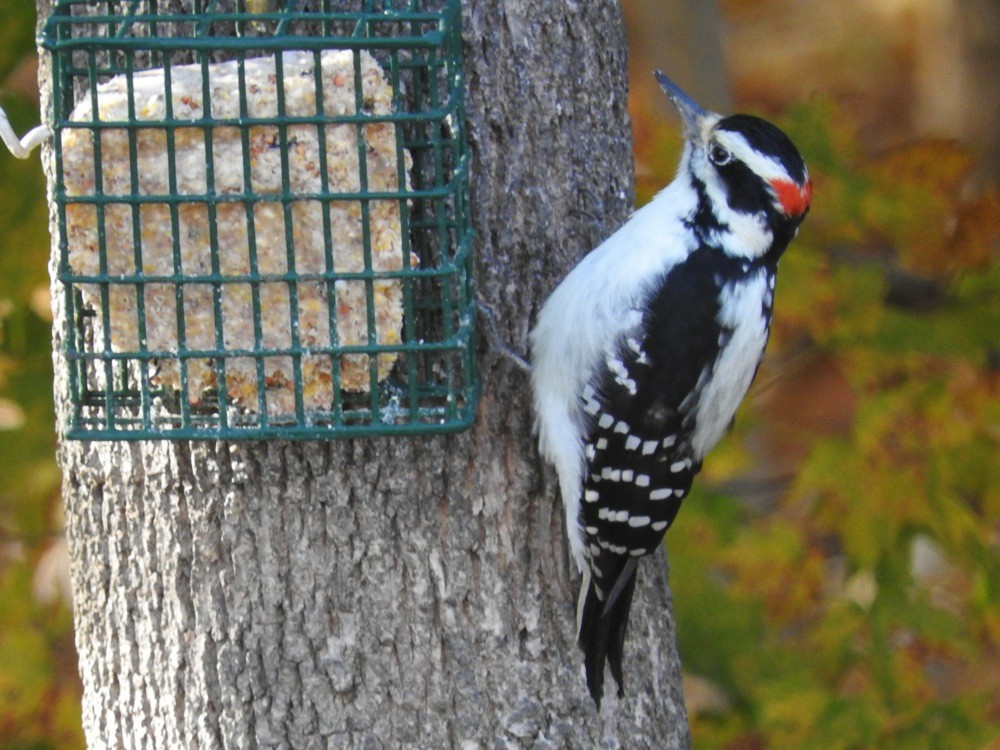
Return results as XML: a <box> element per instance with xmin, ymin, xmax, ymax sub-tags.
<box><xmin>654</xmin><ymin>70</ymin><xmax>708</xmax><ymax>139</ymax></box>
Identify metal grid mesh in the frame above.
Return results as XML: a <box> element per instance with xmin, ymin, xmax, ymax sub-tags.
<box><xmin>41</xmin><ymin>0</ymin><xmax>477</xmax><ymax>439</ymax></box>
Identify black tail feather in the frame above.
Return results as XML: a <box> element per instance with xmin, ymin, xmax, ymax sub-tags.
<box><xmin>605</xmin><ymin>567</ymin><xmax>639</xmax><ymax>697</ymax></box>
<box><xmin>577</xmin><ymin>557</ymin><xmax>641</xmax><ymax>708</ymax></box>
<box><xmin>580</xmin><ymin>586</ymin><xmax>609</xmax><ymax>707</ymax></box>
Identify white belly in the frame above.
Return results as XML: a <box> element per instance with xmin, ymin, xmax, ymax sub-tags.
<box><xmin>690</xmin><ymin>270</ymin><xmax>770</xmax><ymax>459</ymax></box>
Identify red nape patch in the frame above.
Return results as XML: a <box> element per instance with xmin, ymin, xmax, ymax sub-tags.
<box><xmin>769</xmin><ymin>177</ymin><xmax>812</xmax><ymax>217</ymax></box>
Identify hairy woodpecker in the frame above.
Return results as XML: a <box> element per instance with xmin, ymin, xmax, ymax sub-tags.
<box><xmin>530</xmin><ymin>71</ymin><xmax>811</xmax><ymax>707</ymax></box>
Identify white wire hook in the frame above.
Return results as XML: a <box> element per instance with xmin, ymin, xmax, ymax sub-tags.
<box><xmin>0</xmin><ymin>104</ymin><xmax>50</xmax><ymax>159</ymax></box>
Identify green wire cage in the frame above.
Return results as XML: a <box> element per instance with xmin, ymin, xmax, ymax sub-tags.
<box><xmin>40</xmin><ymin>0</ymin><xmax>477</xmax><ymax>440</ymax></box>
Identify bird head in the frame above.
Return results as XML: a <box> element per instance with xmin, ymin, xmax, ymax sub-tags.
<box><xmin>654</xmin><ymin>71</ymin><xmax>811</xmax><ymax>256</ymax></box>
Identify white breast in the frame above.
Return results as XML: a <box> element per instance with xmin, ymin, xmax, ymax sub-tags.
<box><xmin>690</xmin><ymin>270</ymin><xmax>770</xmax><ymax>459</ymax></box>
<box><xmin>530</xmin><ymin>179</ymin><xmax>699</xmax><ymax>572</ymax></box>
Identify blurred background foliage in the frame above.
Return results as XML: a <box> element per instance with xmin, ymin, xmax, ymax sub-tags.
<box><xmin>627</xmin><ymin>1</ymin><xmax>1000</xmax><ymax>747</ymax></box>
<box><xmin>0</xmin><ymin>0</ymin><xmax>997</xmax><ymax>748</ymax></box>
<box><xmin>642</xmin><ymin>101</ymin><xmax>1000</xmax><ymax>748</ymax></box>
<box><xmin>0</xmin><ymin>0</ymin><xmax>82</xmax><ymax>748</ymax></box>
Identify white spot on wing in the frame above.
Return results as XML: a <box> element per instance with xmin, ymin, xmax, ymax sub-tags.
<box><xmin>528</xmin><ymin>164</ymin><xmax>701</xmax><ymax>574</ymax></box>
<box><xmin>607</xmin><ymin>356</ymin><xmax>626</xmax><ymax>375</ymax></box>
<box><xmin>601</xmin><ymin>467</ymin><xmax>622</xmax><ymax>482</ymax></box>
<box><xmin>625</xmin><ymin>309</ymin><xmax>644</xmax><ymax>328</ymax></box>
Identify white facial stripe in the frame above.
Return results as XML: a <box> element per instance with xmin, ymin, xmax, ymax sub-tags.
<box><xmin>712</xmin><ymin>129</ymin><xmax>794</xmax><ymax>184</ymax></box>
<box><xmin>690</xmin><ymin>152</ymin><xmax>774</xmax><ymax>258</ymax></box>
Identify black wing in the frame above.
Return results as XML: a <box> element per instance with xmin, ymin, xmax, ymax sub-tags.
<box><xmin>576</xmin><ymin>246</ymin><xmax>738</xmax><ymax>705</ymax></box>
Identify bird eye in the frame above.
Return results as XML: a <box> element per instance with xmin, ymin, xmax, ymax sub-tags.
<box><xmin>709</xmin><ymin>144</ymin><xmax>732</xmax><ymax>166</ymax></box>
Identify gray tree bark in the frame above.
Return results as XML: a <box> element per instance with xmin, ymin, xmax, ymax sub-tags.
<box><xmin>37</xmin><ymin>1</ymin><xmax>690</xmax><ymax>746</ymax></box>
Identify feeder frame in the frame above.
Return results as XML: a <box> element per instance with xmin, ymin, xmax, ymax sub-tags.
<box><xmin>40</xmin><ymin>0</ymin><xmax>478</xmax><ymax>440</ymax></box>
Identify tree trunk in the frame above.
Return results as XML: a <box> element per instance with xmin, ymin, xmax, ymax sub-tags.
<box><xmin>37</xmin><ymin>1</ymin><xmax>691</xmax><ymax>746</ymax></box>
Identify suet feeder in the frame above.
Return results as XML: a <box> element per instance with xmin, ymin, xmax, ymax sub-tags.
<box><xmin>39</xmin><ymin>0</ymin><xmax>476</xmax><ymax>440</ymax></box>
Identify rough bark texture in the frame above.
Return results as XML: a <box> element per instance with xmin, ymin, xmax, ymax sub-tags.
<box><xmin>38</xmin><ymin>1</ymin><xmax>691</xmax><ymax>746</ymax></box>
